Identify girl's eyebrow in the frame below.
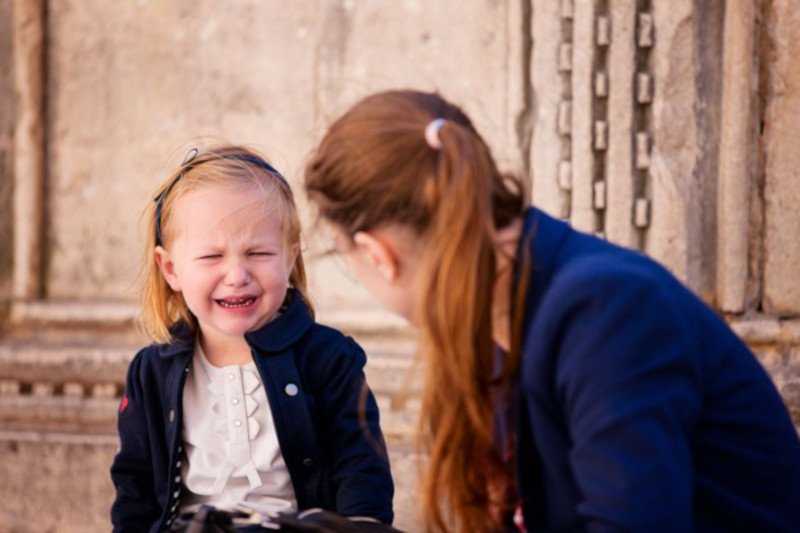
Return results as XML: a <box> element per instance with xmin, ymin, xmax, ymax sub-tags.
<box><xmin>191</xmin><ymin>243</ymin><xmax>224</xmax><ymax>251</ymax></box>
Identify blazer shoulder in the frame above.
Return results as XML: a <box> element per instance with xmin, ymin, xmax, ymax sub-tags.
<box><xmin>295</xmin><ymin>322</ymin><xmax>367</xmax><ymax>378</ymax></box>
<box><xmin>553</xmin><ymin>244</ymin><xmax>677</xmax><ymax>298</ymax></box>
<box><xmin>125</xmin><ymin>342</ymin><xmax>181</xmax><ymax>381</ymax></box>
<box><xmin>299</xmin><ymin>321</ymin><xmax>360</xmax><ymax>354</ymax></box>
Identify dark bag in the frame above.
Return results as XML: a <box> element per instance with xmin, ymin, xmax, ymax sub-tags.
<box><xmin>168</xmin><ymin>506</ymin><xmax>404</xmax><ymax>533</ymax></box>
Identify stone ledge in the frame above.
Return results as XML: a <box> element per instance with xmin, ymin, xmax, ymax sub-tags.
<box><xmin>0</xmin><ymin>429</ymin><xmax>118</xmax><ymax>446</ymax></box>
<box><xmin>0</xmin><ymin>395</ymin><xmax>119</xmax><ymax>434</ymax></box>
<box><xmin>10</xmin><ymin>299</ymin><xmax>139</xmax><ymax>327</ymax></box>
<box><xmin>0</xmin><ymin>335</ymin><xmax>420</xmax><ymax>437</ymax></box>
<box><xmin>728</xmin><ymin>315</ymin><xmax>800</xmax><ymax>345</ymax></box>
<box><xmin>0</xmin><ymin>341</ymin><xmax>133</xmax><ymax>385</ymax></box>
<box><xmin>9</xmin><ymin>298</ymin><xmax>414</xmax><ymax>337</ymax></box>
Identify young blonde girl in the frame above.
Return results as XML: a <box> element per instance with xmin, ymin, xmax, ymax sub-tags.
<box><xmin>110</xmin><ymin>145</ymin><xmax>393</xmax><ymax>531</ymax></box>
<box><xmin>303</xmin><ymin>90</ymin><xmax>800</xmax><ymax>532</ymax></box>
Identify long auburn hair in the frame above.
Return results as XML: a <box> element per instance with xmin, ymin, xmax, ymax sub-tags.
<box><xmin>304</xmin><ymin>90</ymin><xmax>527</xmax><ymax>531</ymax></box>
<box><xmin>139</xmin><ymin>144</ymin><xmax>313</xmax><ymax>344</ymax></box>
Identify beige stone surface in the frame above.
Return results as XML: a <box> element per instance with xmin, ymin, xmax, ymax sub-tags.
<box><xmin>311</xmin><ymin>0</ymin><xmax>525</xmax><ymax>170</ymax></box>
<box><xmin>731</xmin><ymin>316</ymin><xmax>800</xmax><ymax>427</ymax></box>
<box><xmin>568</xmin><ymin>0</ymin><xmax>599</xmax><ymax>233</ymax></box>
<box><xmin>0</xmin><ymin>0</ymin><xmax>13</xmax><ymax>301</ymax></box>
<box><xmin>0</xmin><ymin>432</ymin><xmax>118</xmax><ymax>532</ymax></box>
<box><xmin>762</xmin><ymin>0</ymin><xmax>800</xmax><ymax>315</ymax></box>
<box><xmin>45</xmin><ymin>0</ymin><xmax>319</xmax><ymax>301</ymax></box>
<box><xmin>647</xmin><ymin>0</ymin><xmax>722</xmax><ymax>299</ymax></box>
<box><xmin>749</xmin><ymin>343</ymin><xmax>800</xmax><ymax>427</ymax></box>
<box><xmin>529</xmin><ymin>0</ymin><xmax>566</xmax><ymax>217</ymax></box>
<box><xmin>604</xmin><ymin>0</ymin><xmax>639</xmax><ymax>249</ymax></box>
<box><xmin>12</xmin><ymin>0</ymin><xmax>45</xmax><ymax>301</ymax></box>
<box><xmin>0</xmin><ymin>432</ymin><xmax>420</xmax><ymax>532</ymax></box>
<box><xmin>716</xmin><ymin>0</ymin><xmax>756</xmax><ymax>313</ymax></box>
<box><xmin>41</xmin><ymin>0</ymin><xmax>525</xmax><ymax>320</ymax></box>
<box><xmin>307</xmin><ymin>0</ymin><xmax>526</xmax><ymax>312</ymax></box>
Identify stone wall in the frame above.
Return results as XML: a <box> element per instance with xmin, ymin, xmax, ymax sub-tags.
<box><xmin>0</xmin><ymin>0</ymin><xmax>14</xmax><ymax>304</ymax></box>
<box><xmin>1</xmin><ymin>1</ymin><xmax>799</xmax><ymax>531</ymax></box>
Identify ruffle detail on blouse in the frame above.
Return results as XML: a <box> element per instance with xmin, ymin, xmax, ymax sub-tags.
<box><xmin>203</xmin><ymin>365</ymin><xmax>264</xmax><ymax>492</ymax></box>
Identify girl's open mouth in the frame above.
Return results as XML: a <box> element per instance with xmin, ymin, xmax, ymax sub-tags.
<box><xmin>216</xmin><ymin>296</ymin><xmax>256</xmax><ymax>309</ymax></box>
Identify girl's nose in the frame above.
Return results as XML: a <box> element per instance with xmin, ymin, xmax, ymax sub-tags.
<box><xmin>223</xmin><ymin>259</ymin><xmax>251</xmax><ymax>286</ymax></box>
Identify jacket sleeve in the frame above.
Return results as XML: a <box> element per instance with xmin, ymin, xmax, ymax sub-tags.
<box><xmin>110</xmin><ymin>349</ymin><xmax>160</xmax><ymax>532</ymax></box>
<box><xmin>315</xmin><ymin>336</ymin><xmax>394</xmax><ymax>524</ymax></box>
<box><xmin>528</xmin><ymin>258</ymin><xmax>703</xmax><ymax>532</ymax></box>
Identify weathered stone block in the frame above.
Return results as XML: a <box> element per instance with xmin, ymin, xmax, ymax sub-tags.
<box><xmin>0</xmin><ymin>433</ymin><xmax>117</xmax><ymax>532</ymax></box>
<box><xmin>0</xmin><ymin>0</ymin><xmax>13</xmax><ymax>302</ymax></box>
<box><xmin>763</xmin><ymin>0</ymin><xmax>800</xmax><ymax>315</ymax></box>
<box><xmin>40</xmin><ymin>0</ymin><xmax>526</xmax><ymax>321</ymax></box>
<box><xmin>44</xmin><ymin>0</ymin><xmax>319</xmax><ymax>302</ymax></box>
<box><xmin>0</xmin><ymin>432</ymin><xmax>421</xmax><ymax>532</ymax></box>
<box><xmin>647</xmin><ymin>0</ymin><xmax>723</xmax><ymax>299</ymax></box>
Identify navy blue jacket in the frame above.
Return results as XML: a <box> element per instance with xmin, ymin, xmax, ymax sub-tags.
<box><xmin>513</xmin><ymin>208</ymin><xmax>800</xmax><ymax>532</ymax></box>
<box><xmin>110</xmin><ymin>294</ymin><xmax>394</xmax><ymax>532</ymax></box>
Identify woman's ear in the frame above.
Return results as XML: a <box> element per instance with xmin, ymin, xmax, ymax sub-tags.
<box><xmin>154</xmin><ymin>246</ymin><xmax>182</xmax><ymax>291</ymax></box>
<box><xmin>352</xmin><ymin>231</ymin><xmax>399</xmax><ymax>282</ymax></box>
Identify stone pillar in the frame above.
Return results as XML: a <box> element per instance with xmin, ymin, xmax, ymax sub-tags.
<box><xmin>0</xmin><ymin>0</ymin><xmax>15</xmax><ymax>309</ymax></box>
<box><xmin>0</xmin><ymin>0</ymin><xmax>15</xmax><ymax>304</ymax></box>
<box><xmin>717</xmin><ymin>0</ymin><xmax>757</xmax><ymax>313</ymax></box>
<box><xmin>11</xmin><ymin>0</ymin><xmax>45</xmax><ymax>302</ymax></box>
<box><xmin>762</xmin><ymin>0</ymin><xmax>800</xmax><ymax>316</ymax></box>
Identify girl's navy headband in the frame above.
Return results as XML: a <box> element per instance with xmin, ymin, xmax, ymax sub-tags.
<box><xmin>153</xmin><ymin>149</ymin><xmax>290</xmax><ymax>246</ymax></box>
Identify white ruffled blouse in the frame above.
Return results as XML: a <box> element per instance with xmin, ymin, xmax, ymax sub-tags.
<box><xmin>179</xmin><ymin>343</ymin><xmax>297</xmax><ymax>515</ymax></box>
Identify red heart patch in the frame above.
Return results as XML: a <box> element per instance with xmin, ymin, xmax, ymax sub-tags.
<box><xmin>119</xmin><ymin>394</ymin><xmax>129</xmax><ymax>413</ymax></box>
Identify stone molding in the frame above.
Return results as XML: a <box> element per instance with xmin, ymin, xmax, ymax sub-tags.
<box><xmin>0</xmin><ymin>314</ymin><xmax>796</xmax><ymax>436</ymax></box>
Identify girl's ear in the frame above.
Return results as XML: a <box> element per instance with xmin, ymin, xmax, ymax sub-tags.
<box><xmin>154</xmin><ymin>246</ymin><xmax>182</xmax><ymax>291</ymax></box>
<box><xmin>352</xmin><ymin>231</ymin><xmax>399</xmax><ymax>282</ymax></box>
<box><xmin>286</xmin><ymin>243</ymin><xmax>300</xmax><ymax>280</ymax></box>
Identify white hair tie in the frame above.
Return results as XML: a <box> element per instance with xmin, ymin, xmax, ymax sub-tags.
<box><xmin>424</xmin><ymin>118</ymin><xmax>446</xmax><ymax>150</ymax></box>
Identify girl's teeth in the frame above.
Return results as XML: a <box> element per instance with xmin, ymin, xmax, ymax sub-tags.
<box><xmin>218</xmin><ymin>298</ymin><xmax>255</xmax><ymax>308</ymax></box>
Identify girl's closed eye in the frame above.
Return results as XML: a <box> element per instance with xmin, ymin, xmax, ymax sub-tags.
<box><xmin>249</xmin><ymin>251</ymin><xmax>276</xmax><ymax>257</ymax></box>
<box><xmin>196</xmin><ymin>253</ymin><xmax>223</xmax><ymax>261</ymax></box>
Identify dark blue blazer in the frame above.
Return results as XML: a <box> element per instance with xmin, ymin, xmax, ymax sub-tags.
<box><xmin>110</xmin><ymin>293</ymin><xmax>393</xmax><ymax>532</ymax></box>
<box><xmin>514</xmin><ymin>208</ymin><xmax>800</xmax><ymax>532</ymax></box>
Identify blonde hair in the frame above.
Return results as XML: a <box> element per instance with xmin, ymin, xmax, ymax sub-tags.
<box><xmin>140</xmin><ymin>144</ymin><xmax>313</xmax><ymax>344</ymax></box>
<box><xmin>305</xmin><ymin>90</ymin><xmax>527</xmax><ymax>531</ymax></box>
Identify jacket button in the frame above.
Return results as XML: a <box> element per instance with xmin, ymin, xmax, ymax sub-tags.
<box><xmin>302</xmin><ymin>457</ymin><xmax>314</xmax><ymax>468</ymax></box>
<box><xmin>169</xmin><ymin>409</ymin><xmax>175</xmax><ymax>423</ymax></box>
<box><xmin>284</xmin><ymin>383</ymin><xmax>299</xmax><ymax>397</ymax></box>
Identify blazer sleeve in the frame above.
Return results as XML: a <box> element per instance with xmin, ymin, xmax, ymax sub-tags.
<box><xmin>530</xmin><ymin>259</ymin><xmax>703</xmax><ymax>532</ymax></box>
<box><xmin>110</xmin><ymin>349</ymin><xmax>160</xmax><ymax>532</ymax></box>
<box><xmin>315</xmin><ymin>336</ymin><xmax>395</xmax><ymax>524</ymax></box>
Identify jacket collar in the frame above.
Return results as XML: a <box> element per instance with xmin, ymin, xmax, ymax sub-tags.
<box><xmin>156</xmin><ymin>290</ymin><xmax>314</xmax><ymax>358</ymax></box>
<box><xmin>244</xmin><ymin>291</ymin><xmax>314</xmax><ymax>353</ymax></box>
<box><xmin>157</xmin><ymin>322</ymin><xmax>195</xmax><ymax>358</ymax></box>
<box><xmin>515</xmin><ymin>207</ymin><xmax>573</xmax><ymax>326</ymax></box>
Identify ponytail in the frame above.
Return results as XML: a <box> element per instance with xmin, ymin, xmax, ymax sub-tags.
<box><xmin>416</xmin><ymin>121</ymin><xmax>513</xmax><ymax>531</ymax></box>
